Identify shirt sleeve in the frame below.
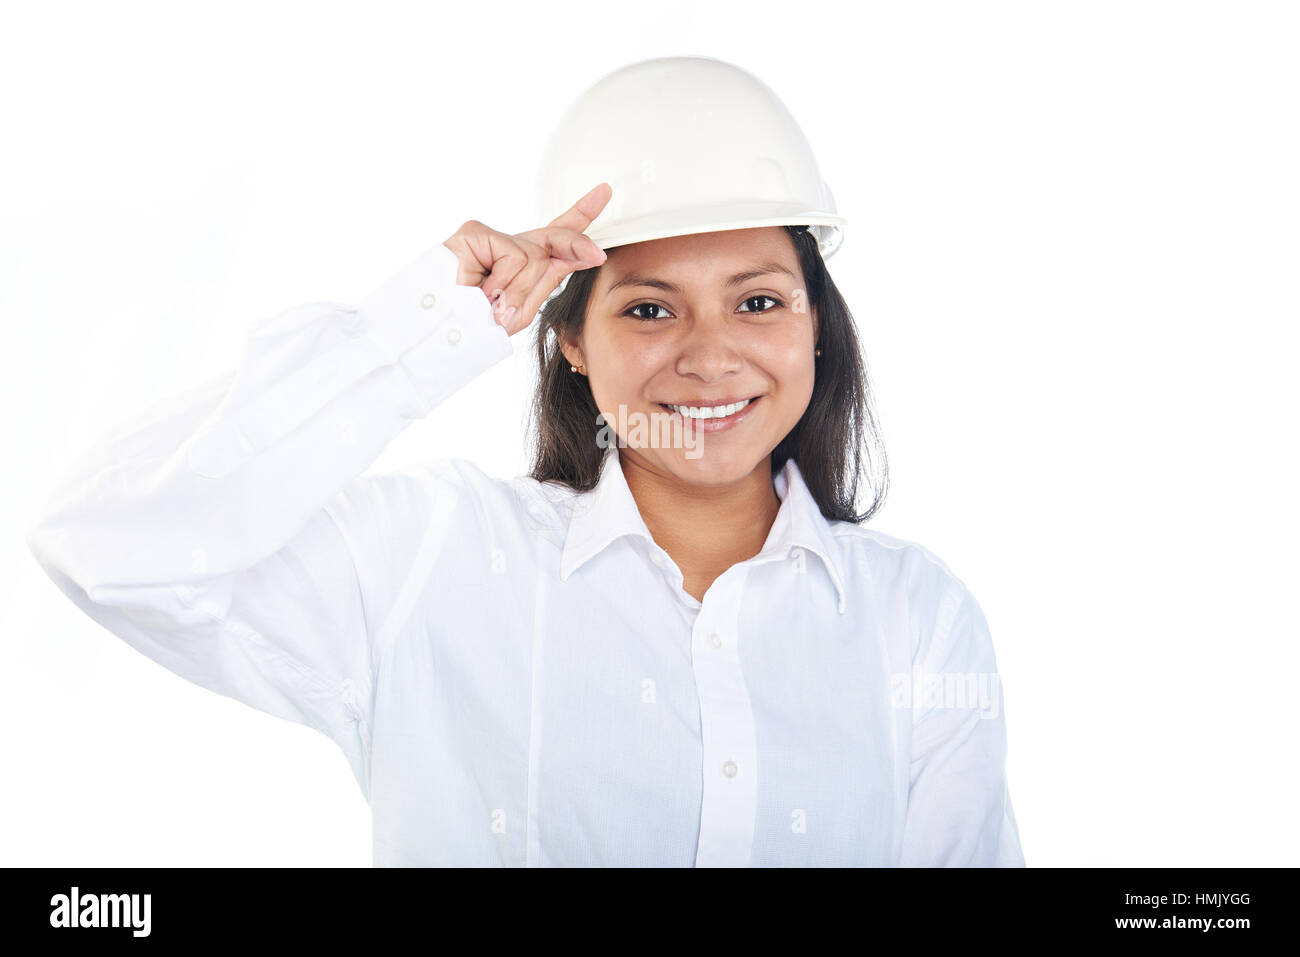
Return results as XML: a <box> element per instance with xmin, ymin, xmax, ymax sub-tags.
<box><xmin>898</xmin><ymin>577</ymin><xmax>1026</xmax><ymax>866</ymax></box>
<box><xmin>24</xmin><ymin>242</ymin><xmax>512</xmax><ymax>801</ymax></box>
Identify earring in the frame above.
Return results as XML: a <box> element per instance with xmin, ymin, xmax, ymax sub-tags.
<box><xmin>814</xmin><ymin>348</ymin><xmax>821</xmax><ymax>357</ymax></box>
<box><xmin>570</xmin><ymin>364</ymin><xmax>576</xmax><ymax>372</ymax></box>
<box><xmin>570</xmin><ymin>363</ymin><xmax>586</xmax><ymax>375</ymax></box>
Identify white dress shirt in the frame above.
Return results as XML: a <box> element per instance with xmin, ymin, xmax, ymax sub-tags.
<box><xmin>26</xmin><ymin>241</ymin><xmax>1025</xmax><ymax>867</ymax></box>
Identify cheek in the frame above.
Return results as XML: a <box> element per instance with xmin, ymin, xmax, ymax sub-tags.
<box><xmin>591</xmin><ymin>332</ymin><xmax>670</xmax><ymax>386</ymax></box>
<box><xmin>752</xmin><ymin>332</ymin><xmax>816</xmax><ymax>390</ymax></box>
<box><xmin>586</xmin><ymin>335</ymin><xmax>666</xmax><ymax>413</ymax></box>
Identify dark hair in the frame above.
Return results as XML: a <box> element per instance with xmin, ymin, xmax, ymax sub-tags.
<box><xmin>526</xmin><ymin>225</ymin><xmax>889</xmax><ymax>525</ymax></box>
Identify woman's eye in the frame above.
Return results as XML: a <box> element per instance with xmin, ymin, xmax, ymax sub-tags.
<box><xmin>622</xmin><ymin>297</ymin><xmax>783</xmax><ymax>320</ymax></box>
<box><xmin>623</xmin><ymin>302</ymin><xmax>671</xmax><ymax>321</ymax></box>
<box><xmin>738</xmin><ymin>295</ymin><xmax>783</xmax><ymax>313</ymax></box>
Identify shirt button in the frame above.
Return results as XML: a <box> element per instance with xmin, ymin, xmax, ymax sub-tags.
<box><xmin>707</xmin><ymin>631</ymin><xmax>723</xmax><ymax>650</ymax></box>
<box><xmin>722</xmin><ymin>760</ymin><xmax>739</xmax><ymax>779</ymax></box>
<box><xmin>420</xmin><ymin>292</ymin><xmax>437</xmax><ymax>310</ymax></box>
<box><xmin>444</xmin><ymin>325</ymin><xmax>462</xmax><ymax>346</ymax></box>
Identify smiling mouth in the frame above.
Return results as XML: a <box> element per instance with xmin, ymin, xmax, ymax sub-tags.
<box><xmin>657</xmin><ymin>396</ymin><xmax>760</xmax><ymax>421</ymax></box>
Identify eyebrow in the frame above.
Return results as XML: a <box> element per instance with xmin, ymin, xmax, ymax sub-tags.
<box><xmin>604</xmin><ymin>261</ymin><xmax>797</xmax><ymax>297</ymax></box>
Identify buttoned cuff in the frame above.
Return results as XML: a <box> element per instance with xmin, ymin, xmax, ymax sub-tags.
<box><xmin>357</xmin><ymin>243</ymin><xmax>514</xmax><ymax>416</ymax></box>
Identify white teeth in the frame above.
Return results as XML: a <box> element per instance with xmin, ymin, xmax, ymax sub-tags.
<box><xmin>665</xmin><ymin>398</ymin><xmax>753</xmax><ymax>419</ymax></box>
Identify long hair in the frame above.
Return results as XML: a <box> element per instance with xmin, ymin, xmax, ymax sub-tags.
<box><xmin>526</xmin><ymin>225</ymin><xmax>889</xmax><ymax>525</ymax></box>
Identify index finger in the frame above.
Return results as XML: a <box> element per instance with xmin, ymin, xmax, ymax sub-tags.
<box><xmin>548</xmin><ymin>182</ymin><xmax>612</xmax><ymax>233</ymax></box>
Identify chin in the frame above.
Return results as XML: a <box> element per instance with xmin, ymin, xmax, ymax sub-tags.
<box><xmin>656</xmin><ymin>445</ymin><xmax>768</xmax><ymax>486</ymax></box>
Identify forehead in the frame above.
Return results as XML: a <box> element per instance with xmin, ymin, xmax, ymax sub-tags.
<box><xmin>597</xmin><ymin>227</ymin><xmax>799</xmax><ymax>286</ymax></box>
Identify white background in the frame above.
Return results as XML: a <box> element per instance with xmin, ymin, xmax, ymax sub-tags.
<box><xmin>2</xmin><ymin>0</ymin><xmax>1296</xmax><ymax>866</ymax></box>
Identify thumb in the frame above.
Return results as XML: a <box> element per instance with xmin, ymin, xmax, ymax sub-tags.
<box><xmin>548</xmin><ymin>182</ymin><xmax>612</xmax><ymax>234</ymax></box>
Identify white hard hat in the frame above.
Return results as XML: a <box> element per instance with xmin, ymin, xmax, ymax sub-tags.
<box><xmin>535</xmin><ymin>55</ymin><xmax>846</xmax><ymax>258</ymax></box>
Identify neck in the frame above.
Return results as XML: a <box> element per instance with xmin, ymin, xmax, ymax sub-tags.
<box><xmin>619</xmin><ymin>451</ymin><xmax>782</xmax><ymax>602</ymax></box>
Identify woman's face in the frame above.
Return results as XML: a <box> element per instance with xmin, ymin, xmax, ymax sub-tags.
<box><xmin>566</xmin><ymin>227</ymin><xmax>819</xmax><ymax>487</ymax></box>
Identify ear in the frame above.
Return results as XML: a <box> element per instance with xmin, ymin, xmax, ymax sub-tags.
<box><xmin>560</xmin><ymin>335</ymin><xmax>586</xmax><ymax>371</ymax></box>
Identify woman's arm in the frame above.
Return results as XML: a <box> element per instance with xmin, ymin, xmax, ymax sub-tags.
<box><xmin>24</xmin><ymin>242</ymin><xmax>512</xmax><ymax>799</ymax></box>
<box><xmin>26</xmin><ymin>187</ymin><xmax>611</xmax><ymax>801</ymax></box>
<box><xmin>899</xmin><ymin>578</ymin><xmax>1026</xmax><ymax>866</ymax></box>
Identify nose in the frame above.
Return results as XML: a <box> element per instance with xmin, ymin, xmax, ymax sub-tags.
<box><xmin>673</xmin><ymin>320</ymin><xmax>744</xmax><ymax>383</ymax></box>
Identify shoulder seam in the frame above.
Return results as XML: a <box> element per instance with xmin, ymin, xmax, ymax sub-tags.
<box><xmin>831</xmin><ymin>524</ymin><xmax>961</xmax><ymax>581</ymax></box>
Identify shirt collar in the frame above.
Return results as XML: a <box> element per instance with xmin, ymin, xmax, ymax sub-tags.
<box><xmin>559</xmin><ymin>446</ymin><xmax>849</xmax><ymax>614</ymax></box>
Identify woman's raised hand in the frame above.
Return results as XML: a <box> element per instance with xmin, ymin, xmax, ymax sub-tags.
<box><xmin>441</xmin><ymin>182</ymin><xmax>612</xmax><ymax>336</ymax></box>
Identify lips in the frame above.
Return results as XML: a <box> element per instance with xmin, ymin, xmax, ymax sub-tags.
<box><xmin>656</xmin><ymin>395</ymin><xmax>762</xmax><ymax>432</ymax></box>
<box><xmin>660</xmin><ymin>397</ymin><xmax>755</xmax><ymax>420</ymax></box>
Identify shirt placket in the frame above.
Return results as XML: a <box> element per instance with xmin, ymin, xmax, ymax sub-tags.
<box><xmin>688</xmin><ymin>566</ymin><xmax>758</xmax><ymax>867</ymax></box>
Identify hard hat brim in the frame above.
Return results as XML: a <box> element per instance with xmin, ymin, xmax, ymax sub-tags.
<box><xmin>586</xmin><ymin>202</ymin><xmax>846</xmax><ymax>257</ymax></box>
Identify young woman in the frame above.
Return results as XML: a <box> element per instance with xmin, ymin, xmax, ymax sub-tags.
<box><xmin>27</xmin><ymin>62</ymin><xmax>1024</xmax><ymax>868</ymax></box>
